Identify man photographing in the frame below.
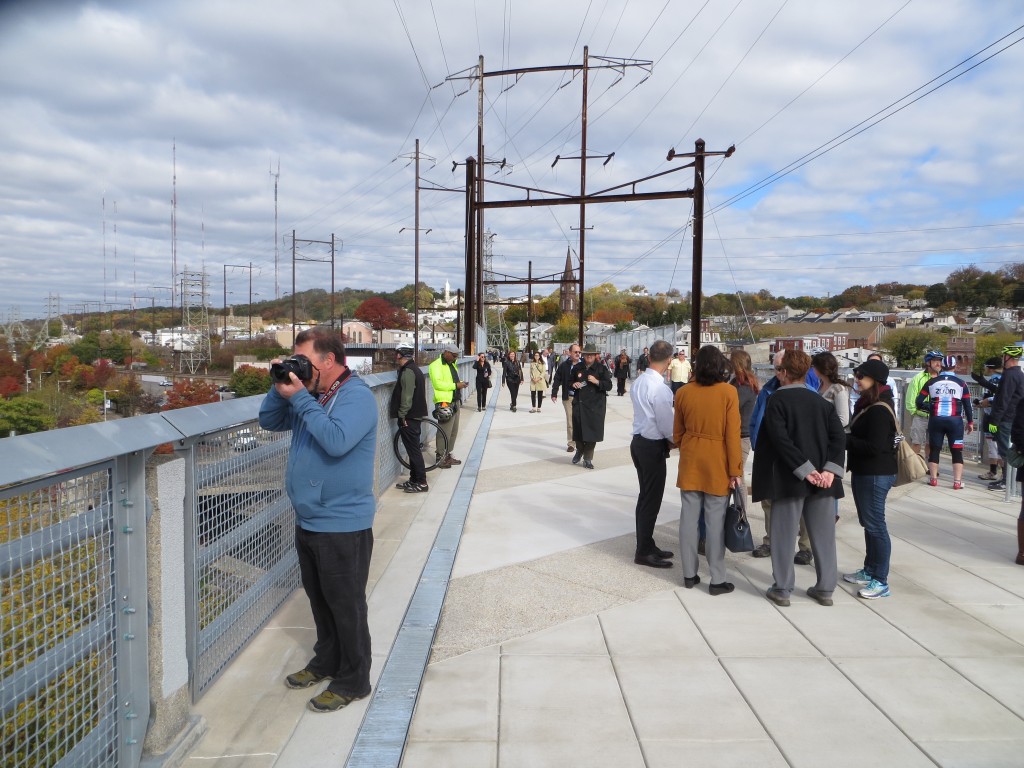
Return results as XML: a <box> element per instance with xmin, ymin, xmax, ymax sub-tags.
<box><xmin>258</xmin><ymin>327</ymin><xmax>377</xmax><ymax>713</ymax></box>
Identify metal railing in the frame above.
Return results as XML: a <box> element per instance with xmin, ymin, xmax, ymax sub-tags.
<box><xmin>0</xmin><ymin>359</ymin><xmax>476</xmax><ymax>767</ymax></box>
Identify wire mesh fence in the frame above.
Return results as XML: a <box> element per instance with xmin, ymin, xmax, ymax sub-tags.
<box><xmin>1</xmin><ymin>467</ymin><xmax>122</xmax><ymax>768</ymax></box>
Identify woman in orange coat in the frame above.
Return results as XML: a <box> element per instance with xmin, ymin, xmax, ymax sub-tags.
<box><xmin>674</xmin><ymin>345</ymin><xmax>743</xmax><ymax>595</ymax></box>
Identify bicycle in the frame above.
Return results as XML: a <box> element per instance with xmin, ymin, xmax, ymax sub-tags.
<box><xmin>393</xmin><ymin>416</ymin><xmax>449</xmax><ymax>472</ymax></box>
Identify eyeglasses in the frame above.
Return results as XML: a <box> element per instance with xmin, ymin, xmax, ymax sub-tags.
<box><xmin>774</xmin><ymin>366</ymin><xmax>784</xmax><ymax>372</ymax></box>
<box><xmin>854</xmin><ymin>372</ymin><xmax>864</xmax><ymax>380</ymax></box>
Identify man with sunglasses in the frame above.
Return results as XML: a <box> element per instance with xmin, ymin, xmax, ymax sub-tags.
<box><xmin>551</xmin><ymin>343</ymin><xmax>584</xmax><ymax>453</ymax></box>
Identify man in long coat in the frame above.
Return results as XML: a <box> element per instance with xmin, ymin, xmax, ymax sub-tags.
<box><xmin>571</xmin><ymin>343</ymin><xmax>613</xmax><ymax>469</ymax></box>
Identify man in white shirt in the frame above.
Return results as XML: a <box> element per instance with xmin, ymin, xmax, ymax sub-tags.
<box><xmin>630</xmin><ymin>339</ymin><xmax>677</xmax><ymax>568</ymax></box>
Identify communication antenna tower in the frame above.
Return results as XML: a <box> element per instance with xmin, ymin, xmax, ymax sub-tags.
<box><xmin>270</xmin><ymin>158</ymin><xmax>280</xmax><ymax>299</ymax></box>
<box><xmin>171</xmin><ymin>141</ymin><xmax>178</xmax><ymax>308</ymax></box>
<box><xmin>482</xmin><ymin>231</ymin><xmax>508</xmax><ymax>351</ymax></box>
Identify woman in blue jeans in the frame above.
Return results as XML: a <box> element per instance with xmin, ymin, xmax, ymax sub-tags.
<box><xmin>843</xmin><ymin>358</ymin><xmax>898</xmax><ymax>599</ymax></box>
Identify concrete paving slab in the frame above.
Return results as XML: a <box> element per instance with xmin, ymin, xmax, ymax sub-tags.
<box><xmin>943</xmin><ymin>656</ymin><xmax>1024</xmax><ymax>719</ymax></box>
<box><xmin>599</xmin><ymin>592</ymin><xmax>714</xmax><ymax>657</ymax></box>
<box><xmin>723</xmin><ymin>657</ymin><xmax>936</xmax><ymax>768</ymax></box>
<box><xmin>916</xmin><ymin>739</ymin><xmax>1024</xmax><ymax>768</ymax></box>
<box><xmin>642</xmin><ymin>739</ymin><xmax>788</xmax><ymax>768</ymax></box>
<box><xmin>399</xmin><ymin>740</ymin><xmax>497</xmax><ymax>768</ymax></box>
<box><xmin>407</xmin><ymin>647</ymin><xmax>499</xmax><ymax>742</ymax></box>
<box><xmin>500</xmin><ymin>615</ymin><xmax>608</xmax><ymax>656</ymax></box>
<box><xmin>780</xmin><ymin>602</ymin><xmax>930</xmax><ymax>658</ymax></box>
<box><xmin>834</xmin><ymin>657</ymin><xmax>1024</xmax><ymax>742</ymax></box>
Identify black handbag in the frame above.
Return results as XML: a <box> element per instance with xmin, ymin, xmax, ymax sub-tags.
<box><xmin>724</xmin><ymin>487</ymin><xmax>754</xmax><ymax>553</ymax></box>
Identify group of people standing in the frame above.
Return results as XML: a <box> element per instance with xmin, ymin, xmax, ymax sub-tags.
<box><xmin>628</xmin><ymin>339</ymin><xmax>909</xmax><ymax>606</ymax></box>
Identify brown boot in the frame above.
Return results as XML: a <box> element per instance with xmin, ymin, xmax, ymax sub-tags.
<box><xmin>1017</xmin><ymin>519</ymin><xmax>1024</xmax><ymax>566</ymax></box>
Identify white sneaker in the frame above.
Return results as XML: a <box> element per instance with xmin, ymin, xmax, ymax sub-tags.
<box><xmin>843</xmin><ymin>568</ymin><xmax>871</xmax><ymax>585</ymax></box>
<box><xmin>858</xmin><ymin>579</ymin><xmax>890</xmax><ymax>599</ymax></box>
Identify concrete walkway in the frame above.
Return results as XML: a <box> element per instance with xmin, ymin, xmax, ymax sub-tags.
<box><xmin>186</xmin><ymin>379</ymin><xmax>1024</xmax><ymax>768</ymax></box>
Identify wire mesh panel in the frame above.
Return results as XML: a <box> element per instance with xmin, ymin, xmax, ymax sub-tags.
<box><xmin>1</xmin><ymin>467</ymin><xmax>120</xmax><ymax>768</ymax></box>
<box><xmin>186</xmin><ymin>423</ymin><xmax>299</xmax><ymax>700</ymax></box>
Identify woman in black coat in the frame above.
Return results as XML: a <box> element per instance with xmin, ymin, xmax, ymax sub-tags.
<box><xmin>571</xmin><ymin>344</ymin><xmax>613</xmax><ymax>469</ymax></box>
<box><xmin>472</xmin><ymin>352</ymin><xmax>492</xmax><ymax>411</ymax></box>
<box><xmin>752</xmin><ymin>349</ymin><xmax>846</xmax><ymax>608</ymax></box>
<box><xmin>843</xmin><ymin>357</ymin><xmax>898</xmax><ymax>600</ymax></box>
<box><xmin>501</xmin><ymin>350</ymin><xmax>523</xmax><ymax>412</ymax></box>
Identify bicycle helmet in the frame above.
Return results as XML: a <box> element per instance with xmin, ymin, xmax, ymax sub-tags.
<box><xmin>942</xmin><ymin>355</ymin><xmax>957</xmax><ymax>370</ymax></box>
<box><xmin>1001</xmin><ymin>344</ymin><xmax>1023</xmax><ymax>359</ymax></box>
<box><xmin>434</xmin><ymin>403</ymin><xmax>454</xmax><ymax>423</ymax></box>
<box><xmin>395</xmin><ymin>344</ymin><xmax>415</xmax><ymax>358</ymax></box>
<box><xmin>923</xmin><ymin>350</ymin><xmax>944</xmax><ymax>363</ymax></box>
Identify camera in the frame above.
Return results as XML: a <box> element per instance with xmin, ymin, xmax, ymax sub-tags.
<box><xmin>270</xmin><ymin>354</ymin><xmax>314</xmax><ymax>383</ymax></box>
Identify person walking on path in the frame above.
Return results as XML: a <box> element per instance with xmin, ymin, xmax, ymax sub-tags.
<box><xmin>472</xmin><ymin>351</ymin><xmax>492</xmax><ymax>412</ymax></box>
<box><xmin>629</xmin><ymin>339</ymin><xmax>677</xmax><ymax>569</ymax></box>
<box><xmin>551</xmin><ymin>344</ymin><xmax>582</xmax><ymax>453</ymax></box>
<box><xmin>391</xmin><ymin>344</ymin><xmax>429</xmax><ymax>493</ymax></box>
<box><xmin>982</xmin><ymin>345</ymin><xmax>1024</xmax><ymax>491</ymax></box>
<box><xmin>529</xmin><ymin>351</ymin><xmax>547</xmax><ymax>412</ymax></box>
<box><xmin>675</xmin><ymin>345</ymin><xmax>743</xmax><ymax>596</ymax></box>
<box><xmin>916</xmin><ymin>355</ymin><xmax>974</xmax><ymax>489</ymax></box>
<box><xmin>752</xmin><ymin>349</ymin><xmax>846</xmax><ymax>608</ymax></box>
<box><xmin>259</xmin><ymin>327</ymin><xmax>377</xmax><ymax>712</ymax></box>
<box><xmin>667</xmin><ymin>348</ymin><xmax>691</xmax><ymax>394</ymax></box>
<box><xmin>906</xmin><ymin>351</ymin><xmax>943</xmax><ymax>458</ymax></box>
<box><xmin>749</xmin><ymin>350</ymin><xmax>814</xmax><ymax>564</ymax></box>
<box><xmin>501</xmin><ymin>349</ymin><xmax>523</xmax><ymax>412</ymax></box>
<box><xmin>637</xmin><ymin>347</ymin><xmax>650</xmax><ymax>375</ymax></box>
<box><xmin>843</xmin><ymin>357</ymin><xmax>898</xmax><ymax>600</ymax></box>
<box><xmin>571</xmin><ymin>343</ymin><xmax>612</xmax><ymax>469</ymax></box>
<box><xmin>429</xmin><ymin>343</ymin><xmax>469</xmax><ymax>469</ymax></box>
<box><xmin>614</xmin><ymin>348</ymin><xmax>631</xmax><ymax>396</ymax></box>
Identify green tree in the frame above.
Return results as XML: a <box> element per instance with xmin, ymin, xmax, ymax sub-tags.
<box><xmin>551</xmin><ymin>314</ymin><xmax>579</xmax><ymax>343</ymax></box>
<box><xmin>924</xmin><ymin>283</ymin><xmax>948</xmax><ymax>307</ymax></box>
<box><xmin>229</xmin><ymin>365</ymin><xmax>272</xmax><ymax>397</ymax></box>
<box><xmin>974</xmin><ymin>333</ymin><xmax>1020</xmax><ymax>373</ymax></box>
<box><xmin>881</xmin><ymin>328</ymin><xmax>946</xmax><ymax>367</ymax></box>
<box><xmin>0</xmin><ymin>398</ymin><xmax>54</xmax><ymax>435</ymax></box>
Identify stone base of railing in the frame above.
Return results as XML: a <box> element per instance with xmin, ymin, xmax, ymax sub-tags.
<box><xmin>141</xmin><ymin>714</ymin><xmax>207</xmax><ymax>768</ymax></box>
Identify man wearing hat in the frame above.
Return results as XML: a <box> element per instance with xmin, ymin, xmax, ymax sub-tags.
<box><xmin>571</xmin><ymin>343</ymin><xmax>613</xmax><ymax>468</ymax></box>
<box><xmin>429</xmin><ymin>343</ymin><xmax>469</xmax><ymax>468</ymax></box>
<box><xmin>391</xmin><ymin>344</ymin><xmax>429</xmax><ymax>493</ymax></box>
<box><xmin>983</xmin><ymin>345</ymin><xmax>1024</xmax><ymax>490</ymax></box>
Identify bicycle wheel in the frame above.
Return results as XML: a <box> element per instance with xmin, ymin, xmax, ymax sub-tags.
<box><xmin>393</xmin><ymin>418</ymin><xmax>449</xmax><ymax>472</ymax></box>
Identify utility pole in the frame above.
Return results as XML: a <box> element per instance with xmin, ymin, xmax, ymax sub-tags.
<box><xmin>224</xmin><ymin>263</ymin><xmax>254</xmax><ymax>340</ymax></box>
<box><xmin>291</xmin><ymin>232</ymin><xmax>337</xmax><ymax>342</ymax></box>
<box><xmin>270</xmin><ymin>159</ymin><xmax>280</xmax><ymax>299</ymax></box>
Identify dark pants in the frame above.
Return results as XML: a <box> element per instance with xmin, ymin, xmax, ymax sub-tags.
<box><xmin>851</xmin><ymin>474</ymin><xmax>895</xmax><ymax>583</ymax></box>
<box><xmin>476</xmin><ymin>382</ymin><xmax>488</xmax><ymax>409</ymax></box>
<box><xmin>507</xmin><ymin>380</ymin><xmax>520</xmax><ymax>408</ymax></box>
<box><xmin>631</xmin><ymin>435</ymin><xmax>668</xmax><ymax>556</ymax></box>
<box><xmin>398</xmin><ymin>420</ymin><xmax>426</xmax><ymax>484</ymax></box>
<box><xmin>295</xmin><ymin>526</ymin><xmax>373</xmax><ymax>698</ymax></box>
<box><xmin>616</xmin><ymin>376</ymin><xmax>627</xmax><ymax>396</ymax></box>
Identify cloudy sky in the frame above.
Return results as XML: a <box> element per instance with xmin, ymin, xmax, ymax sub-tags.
<box><xmin>1</xmin><ymin>0</ymin><xmax>1022</xmax><ymax>323</ymax></box>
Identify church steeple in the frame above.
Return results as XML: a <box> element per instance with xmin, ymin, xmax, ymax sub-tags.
<box><xmin>559</xmin><ymin>247</ymin><xmax>576</xmax><ymax>315</ymax></box>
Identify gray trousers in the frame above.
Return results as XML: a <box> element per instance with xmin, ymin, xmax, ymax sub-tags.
<box><xmin>436</xmin><ymin>407</ymin><xmax>460</xmax><ymax>459</ymax></box>
<box><xmin>680</xmin><ymin>490</ymin><xmax>729</xmax><ymax>585</ymax></box>
<box><xmin>768</xmin><ymin>495</ymin><xmax>837</xmax><ymax>596</ymax></box>
<box><xmin>761</xmin><ymin>499</ymin><xmax>811</xmax><ymax>552</ymax></box>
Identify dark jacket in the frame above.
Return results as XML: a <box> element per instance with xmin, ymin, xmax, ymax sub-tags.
<box><xmin>501</xmin><ymin>356</ymin><xmax>522</xmax><ymax>384</ymax></box>
<box><xmin>472</xmin><ymin>359</ymin><xmax>492</xmax><ymax>383</ymax></box>
<box><xmin>637</xmin><ymin>353</ymin><xmax>650</xmax><ymax>372</ymax></box>
<box><xmin>846</xmin><ymin>389</ymin><xmax>898</xmax><ymax>476</ymax></box>
<box><xmin>731</xmin><ymin>378</ymin><xmax>757</xmax><ymax>439</ymax></box>
<box><xmin>613</xmin><ymin>355</ymin><xmax>630</xmax><ymax>380</ymax></box>
<box><xmin>990</xmin><ymin>365</ymin><xmax>1024</xmax><ymax>426</ymax></box>
<box><xmin>572</xmin><ymin>361</ymin><xmax>612</xmax><ymax>442</ymax></box>
<box><xmin>751</xmin><ymin>385</ymin><xmax>846</xmax><ymax>503</ymax></box>
<box><xmin>389</xmin><ymin>361</ymin><xmax>427</xmax><ymax>420</ymax></box>
<box><xmin>749</xmin><ymin>375</ymin><xmax>780</xmax><ymax>447</ymax></box>
<box><xmin>551</xmin><ymin>357</ymin><xmax>578</xmax><ymax>401</ymax></box>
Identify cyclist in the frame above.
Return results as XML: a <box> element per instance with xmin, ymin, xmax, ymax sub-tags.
<box><xmin>915</xmin><ymin>355</ymin><xmax>974</xmax><ymax>489</ymax></box>
<box><xmin>390</xmin><ymin>344</ymin><xmax>429</xmax><ymax>493</ymax></box>
<box><xmin>905</xmin><ymin>351</ymin><xmax>944</xmax><ymax>458</ymax></box>
<box><xmin>984</xmin><ymin>344</ymin><xmax>1024</xmax><ymax>490</ymax></box>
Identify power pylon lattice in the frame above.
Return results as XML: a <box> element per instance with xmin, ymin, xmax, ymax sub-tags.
<box><xmin>180</xmin><ymin>270</ymin><xmax>211</xmax><ymax>374</ymax></box>
<box><xmin>482</xmin><ymin>231</ymin><xmax>508</xmax><ymax>351</ymax></box>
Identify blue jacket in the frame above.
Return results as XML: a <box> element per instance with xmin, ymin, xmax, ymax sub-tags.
<box><xmin>749</xmin><ymin>370</ymin><xmax>821</xmax><ymax>448</ymax></box>
<box><xmin>258</xmin><ymin>373</ymin><xmax>378</xmax><ymax>533</ymax></box>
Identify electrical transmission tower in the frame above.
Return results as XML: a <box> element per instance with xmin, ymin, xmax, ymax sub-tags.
<box><xmin>180</xmin><ymin>270</ymin><xmax>211</xmax><ymax>374</ymax></box>
<box><xmin>482</xmin><ymin>231</ymin><xmax>508</xmax><ymax>351</ymax></box>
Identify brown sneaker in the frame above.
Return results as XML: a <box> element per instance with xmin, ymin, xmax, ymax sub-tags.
<box><xmin>445</xmin><ymin>456</ymin><xmax>462</xmax><ymax>465</ymax></box>
<box><xmin>307</xmin><ymin>689</ymin><xmax>369</xmax><ymax>712</ymax></box>
<box><xmin>285</xmin><ymin>668</ymin><xmax>329</xmax><ymax>689</ymax></box>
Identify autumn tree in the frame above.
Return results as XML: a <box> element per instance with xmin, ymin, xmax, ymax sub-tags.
<box><xmin>0</xmin><ymin>398</ymin><xmax>55</xmax><ymax>436</ymax></box>
<box><xmin>881</xmin><ymin>329</ymin><xmax>946</xmax><ymax>368</ymax></box>
<box><xmin>163</xmin><ymin>380</ymin><xmax>220</xmax><ymax>410</ymax></box>
<box><xmin>354</xmin><ymin>297</ymin><xmax>412</xmax><ymax>330</ymax></box>
<box><xmin>229</xmin><ymin>365</ymin><xmax>272</xmax><ymax>398</ymax></box>
<box><xmin>0</xmin><ymin>376</ymin><xmax>23</xmax><ymax>399</ymax></box>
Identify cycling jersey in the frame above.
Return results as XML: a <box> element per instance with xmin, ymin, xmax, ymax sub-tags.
<box><xmin>915</xmin><ymin>372</ymin><xmax>973</xmax><ymax>422</ymax></box>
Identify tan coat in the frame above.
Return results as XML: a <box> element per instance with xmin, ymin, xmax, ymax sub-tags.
<box><xmin>674</xmin><ymin>381</ymin><xmax>743</xmax><ymax>496</ymax></box>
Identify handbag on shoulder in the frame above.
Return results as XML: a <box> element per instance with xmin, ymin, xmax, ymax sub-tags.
<box><xmin>869</xmin><ymin>403</ymin><xmax>927</xmax><ymax>486</ymax></box>
<box><xmin>724</xmin><ymin>487</ymin><xmax>754</xmax><ymax>553</ymax></box>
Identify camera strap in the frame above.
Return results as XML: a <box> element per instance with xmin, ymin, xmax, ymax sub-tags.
<box><xmin>317</xmin><ymin>367</ymin><xmax>352</xmax><ymax>410</ymax></box>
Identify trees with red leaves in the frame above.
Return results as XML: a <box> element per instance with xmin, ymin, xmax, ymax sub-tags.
<box><xmin>163</xmin><ymin>379</ymin><xmax>220</xmax><ymax>410</ymax></box>
<box><xmin>354</xmin><ymin>297</ymin><xmax>412</xmax><ymax>331</ymax></box>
